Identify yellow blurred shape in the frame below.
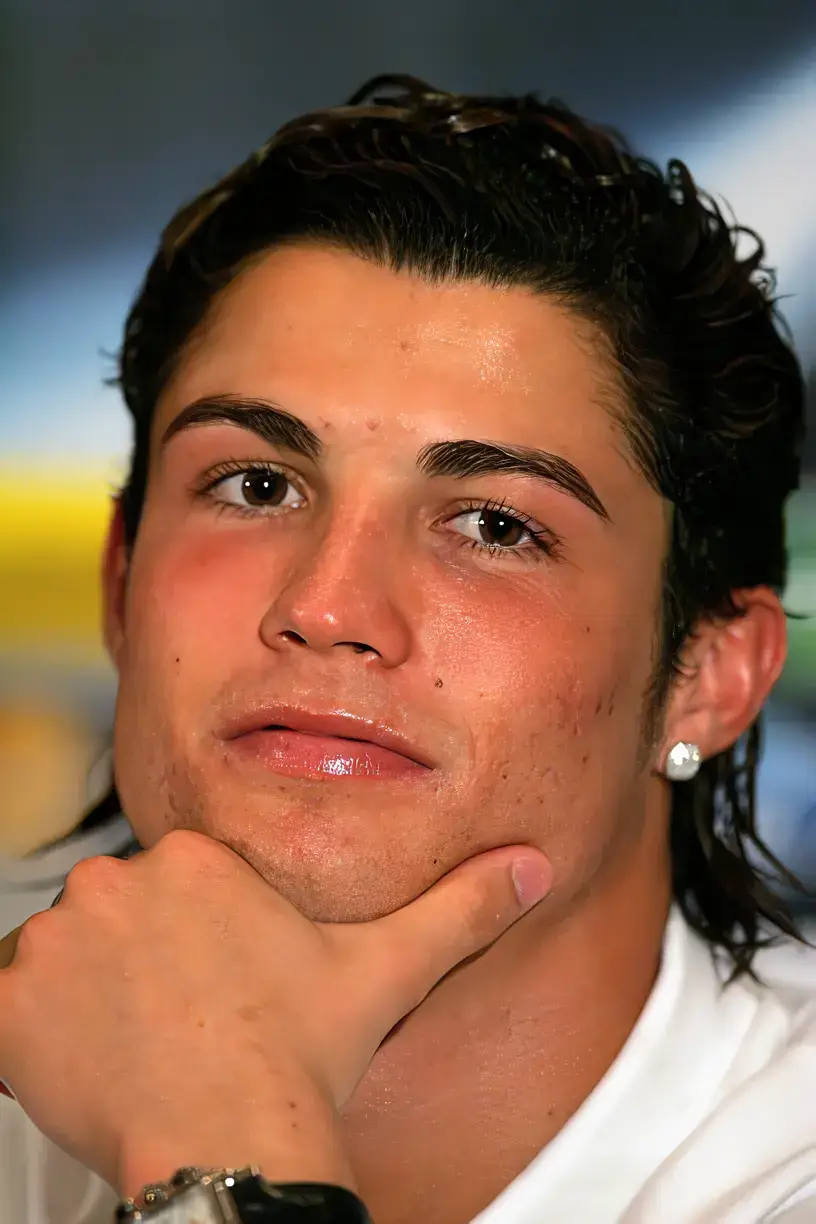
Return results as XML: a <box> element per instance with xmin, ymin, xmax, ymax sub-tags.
<box><xmin>0</xmin><ymin>463</ymin><xmax>120</xmax><ymax>656</ymax></box>
<box><xmin>0</xmin><ymin>703</ymin><xmax>96</xmax><ymax>856</ymax></box>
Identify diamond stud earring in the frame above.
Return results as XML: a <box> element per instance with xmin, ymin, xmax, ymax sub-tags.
<box><xmin>665</xmin><ymin>741</ymin><xmax>701</xmax><ymax>782</ymax></box>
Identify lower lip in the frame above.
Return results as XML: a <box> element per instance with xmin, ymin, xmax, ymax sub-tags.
<box><xmin>227</xmin><ymin>729</ymin><xmax>430</xmax><ymax>780</ymax></box>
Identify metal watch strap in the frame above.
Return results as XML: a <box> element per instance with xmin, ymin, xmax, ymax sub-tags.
<box><xmin>115</xmin><ymin>1166</ymin><xmax>372</xmax><ymax>1223</ymax></box>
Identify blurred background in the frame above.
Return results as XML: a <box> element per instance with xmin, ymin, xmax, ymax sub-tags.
<box><xmin>1</xmin><ymin>0</ymin><xmax>814</xmax><ymax>898</ymax></box>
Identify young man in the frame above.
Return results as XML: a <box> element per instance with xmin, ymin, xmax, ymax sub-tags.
<box><xmin>0</xmin><ymin>76</ymin><xmax>814</xmax><ymax>1224</ymax></box>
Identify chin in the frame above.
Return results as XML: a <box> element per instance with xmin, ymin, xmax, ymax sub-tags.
<box><xmin>242</xmin><ymin>852</ymin><xmax>411</xmax><ymax>923</ymax></box>
<box><xmin>214</xmin><ymin>824</ymin><xmax>426</xmax><ymax>924</ymax></box>
<box><xmin>123</xmin><ymin>764</ymin><xmax>454</xmax><ymax>922</ymax></box>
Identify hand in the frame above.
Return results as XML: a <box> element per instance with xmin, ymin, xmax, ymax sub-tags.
<box><xmin>0</xmin><ymin>829</ymin><xmax>551</xmax><ymax>1199</ymax></box>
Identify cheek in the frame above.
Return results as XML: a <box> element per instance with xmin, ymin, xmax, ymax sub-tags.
<box><xmin>122</xmin><ymin>524</ymin><xmax>276</xmax><ymax>678</ymax></box>
<box><xmin>113</xmin><ymin>524</ymin><xmax>281</xmax><ymax>839</ymax></box>
<box><xmin>422</xmin><ymin>572</ymin><xmax>648</xmax><ymax>739</ymax></box>
<box><xmin>421</xmin><ymin>574</ymin><xmax>656</xmax><ymax>854</ymax></box>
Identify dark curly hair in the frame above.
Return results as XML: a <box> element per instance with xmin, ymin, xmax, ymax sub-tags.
<box><xmin>101</xmin><ymin>74</ymin><xmax>808</xmax><ymax>974</ymax></box>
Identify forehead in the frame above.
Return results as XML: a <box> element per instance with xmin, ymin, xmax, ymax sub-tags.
<box><xmin>156</xmin><ymin>243</ymin><xmax>628</xmax><ymax>471</ymax></box>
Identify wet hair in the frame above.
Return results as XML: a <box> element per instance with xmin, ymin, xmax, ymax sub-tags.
<box><xmin>103</xmin><ymin>73</ymin><xmax>808</xmax><ymax>974</ymax></box>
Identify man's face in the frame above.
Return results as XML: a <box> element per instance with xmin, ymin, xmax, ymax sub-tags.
<box><xmin>108</xmin><ymin>245</ymin><xmax>670</xmax><ymax>922</ymax></box>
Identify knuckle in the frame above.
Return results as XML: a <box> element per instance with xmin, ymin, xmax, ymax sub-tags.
<box><xmin>63</xmin><ymin>853</ymin><xmax>123</xmax><ymax>899</ymax></box>
<box><xmin>159</xmin><ymin>827</ymin><xmax>220</xmax><ymax>862</ymax></box>
<box><xmin>461</xmin><ymin>876</ymin><xmax>498</xmax><ymax>931</ymax></box>
<box><xmin>12</xmin><ymin>907</ymin><xmax>70</xmax><ymax>976</ymax></box>
<box><xmin>156</xmin><ymin>828</ymin><xmax>232</xmax><ymax>880</ymax></box>
<box><xmin>452</xmin><ymin>875</ymin><xmax>513</xmax><ymax>954</ymax></box>
<box><xmin>15</xmin><ymin>908</ymin><xmax>54</xmax><ymax>957</ymax></box>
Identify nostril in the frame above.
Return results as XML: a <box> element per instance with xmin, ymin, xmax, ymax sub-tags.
<box><xmin>276</xmin><ymin>631</ymin><xmax>376</xmax><ymax>655</ymax></box>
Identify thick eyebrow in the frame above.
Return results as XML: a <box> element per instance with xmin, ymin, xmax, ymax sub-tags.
<box><xmin>418</xmin><ymin>439</ymin><xmax>610</xmax><ymax>522</ymax></box>
<box><xmin>162</xmin><ymin>395</ymin><xmax>609</xmax><ymax>522</ymax></box>
<box><xmin>161</xmin><ymin>396</ymin><xmax>323</xmax><ymax>461</ymax></box>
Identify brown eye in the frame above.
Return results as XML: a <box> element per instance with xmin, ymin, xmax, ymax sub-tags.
<box><xmin>474</xmin><ymin>508</ymin><xmax>526</xmax><ymax>547</ymax></box>
<box><xmin>240</xmin><ymin>470</ymin><xmax>289</xmax><ymax>506</ymax></box>
<box><xmin>211</xmin><ymin>467</ymin><xmax>306</xmax><ymax>513</ymax></box>
<box><xmin>453</xmin><ymin>507</ymin><xmax>531</xmax><ymax>549</ymax></box>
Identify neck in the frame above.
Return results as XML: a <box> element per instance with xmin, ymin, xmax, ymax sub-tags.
<box><xmin>341</xmin><ymin>813</ymin><xmax>672</xmax><ymax>1224</ymax></box>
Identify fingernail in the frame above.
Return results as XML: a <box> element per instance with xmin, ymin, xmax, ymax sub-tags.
<box><xmin>0</xmin><ymin>1080</ymin><xmax>15</xmax><ymax>1101</ymax></box>
<box><xmin>512</xmin><ymin>857</ymin><xmax>551</xmax><ymax>910</ymax></box>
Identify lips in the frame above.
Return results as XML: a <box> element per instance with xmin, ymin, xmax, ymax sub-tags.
<box><xmin>222</xmin><ymin>706</ymin><xmax>435</xmax><ymax>779</ymax></box>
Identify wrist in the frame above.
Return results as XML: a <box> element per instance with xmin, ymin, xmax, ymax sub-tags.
<box><xmin>117</xmin><ymin>1106</ymin><xmax>358</xmax><ymax>1202</ymax></box>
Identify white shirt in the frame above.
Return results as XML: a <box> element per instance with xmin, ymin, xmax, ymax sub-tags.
<box><xmin>1</xmin><ymin>849</ymin><xmax>815</xmax><ymax>1222</ymax></box>
<box><xmin>475</xmin><ymin>911</ymin><xmax>816</xmax><ymax>1224</ymax></box>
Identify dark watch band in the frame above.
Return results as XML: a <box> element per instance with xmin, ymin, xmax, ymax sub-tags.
<box><xmin>232</xmin><ymin>1180</ymin><xmax>372</xmax><ymax>1222</ymax></box>
<box><xmin>115</xmin><ymin>1169</ymin><xmax>372</xmax><ymax>1222</ymax></box>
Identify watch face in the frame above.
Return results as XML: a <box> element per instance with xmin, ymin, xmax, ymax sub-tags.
<box><xmin>164</xmin><ymin>1182</ymin><xmax>224</xmax><ymax>1223</ymax></box>
<box><xmin>115</xmin><ymin>1180</ymin><xmax>224</xmax><ymax>1223</ymax></box>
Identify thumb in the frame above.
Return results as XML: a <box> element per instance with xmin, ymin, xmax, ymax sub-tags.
<box><xmin>353</xmin><ymin>846</ymin><xmax>552</xmax><ymax>1025</ymax></box>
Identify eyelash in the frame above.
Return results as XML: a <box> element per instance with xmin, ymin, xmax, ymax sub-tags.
<box><xmin>195</xmin><ymin>460</ymin><xmax>562</xmax><ymax>564</ymax></box>
<box><xmin>444</xmin><ymin>498</ymin><xmax>562</xmax><ymax>562</ymax></box>
<box><xmin>196</xmin><ymin>458</ymin><xmax>307</xmax><ymax>518</ymax></box>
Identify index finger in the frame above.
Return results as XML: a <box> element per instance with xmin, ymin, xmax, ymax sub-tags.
<box><xmin>0</xmin><ymin>926</ymin><xmax>21</xmax><ymax>1098</ymax></box>
<box><xmin>0</xmin><ymin>888</ymin><xmax>65</xmax><ymax>1097</ymax></box>
<box><xmin>0</xmin><ymin>885</ymin><xmax>63</xmax><ymax>970</ymax></box>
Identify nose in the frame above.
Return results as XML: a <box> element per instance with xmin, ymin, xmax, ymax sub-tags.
<box><xmin>258</xmin><ymin>514</ymin><xmax>414</xmax><ymax>668</ymax></box>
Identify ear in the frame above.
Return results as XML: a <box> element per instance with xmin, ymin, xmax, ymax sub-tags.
<box><xmin>101</xmin><ymin>497</ymin><xmax>129</xmax><ymax>668</ymax></box>
<box><xmin>656</xmin><ymin>588</ymin><xmax>788</xmax><ymax>771</ymax></box>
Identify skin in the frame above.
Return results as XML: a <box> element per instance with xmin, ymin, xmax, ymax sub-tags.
<box><xmin>102</xmin><ymin>244</ymin><xmax>786</xmax><ymax>1223</ymax></box>
<box><xmin>0</xmin><ymin>829</ymin><xmax>553</xmax><ymax>1198</ymax></box>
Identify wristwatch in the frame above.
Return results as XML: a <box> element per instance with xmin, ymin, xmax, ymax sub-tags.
<box><xmin>114</xmin><ymin>1166</ymin><xmax>372</xmax><ymax>1222</ymax></box>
